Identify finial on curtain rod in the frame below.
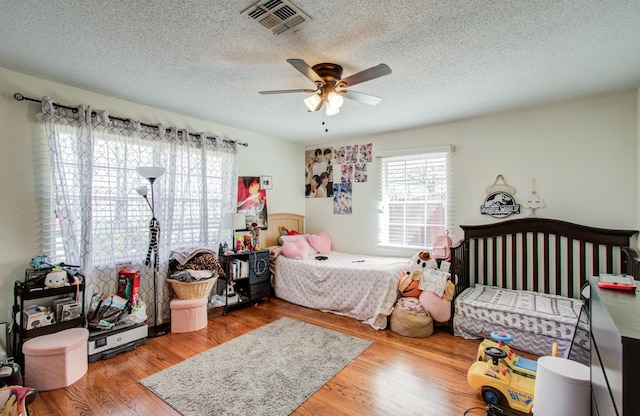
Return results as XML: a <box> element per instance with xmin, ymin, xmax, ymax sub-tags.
<box><xmin>13</xmin><ymin>92</ymin><xmax>249</xmax><ymax>147</ymax></box>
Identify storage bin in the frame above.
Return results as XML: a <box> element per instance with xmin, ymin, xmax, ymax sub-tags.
<box><xmin>23</xmin><ymin>327</ymin><xmax>89</xmax><ymax>391</ymax></box>
<box><xmin>390</xmin><ymin>297</ymin><xmax>434</xmax><ymax>337</ymax></box>
<box><xmin>170</xmin><ymin>297</ymin><xmax>208</xmax><ymax>333</ymax></box>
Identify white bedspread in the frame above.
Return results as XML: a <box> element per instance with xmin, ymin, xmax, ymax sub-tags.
<box><xmin>273</xmin><ymin>251</ymin><xmax>408</xmax><ymax>329</ymax></box>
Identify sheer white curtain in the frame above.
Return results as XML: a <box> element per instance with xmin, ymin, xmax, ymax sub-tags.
<box><xmin>41</xmin><ymin>97</ymin><xmax>239</xmax><ymax>325</ymax></box>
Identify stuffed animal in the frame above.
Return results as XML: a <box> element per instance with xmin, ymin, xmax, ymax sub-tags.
<box><xmin>411</xmin><ymin>250</ymin><xmax>438</xmax><ymax>271</ymax></box>
<box><xmin>398</xmin><ymin>251</ymin><xmax>438</xmax><ymax>297</ymax></box>
<box><xmin>419</xmin><ymin>287</ymin><xmax>454</xmax><ymax>323</ymax></box>
<box><xmin>279</xmin><ymin>226</ymin><xmax>299</xmax><ymax>236</ymax></box>
<box><xmin>44</xmin><ymin>267</ymin><xmax>68</xmax><ymax>288</ymax></box>
<box><xmin>404</xmin><ymin>250</ymin><xmax>455</xmax><ymax>323</ymax></box>
<box><xmin>398</xmin><ymin>270</ymin><xmax>422</xmax><ymax>297</ymax></box>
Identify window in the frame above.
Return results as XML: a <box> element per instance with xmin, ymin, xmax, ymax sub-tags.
<box><xmin>41</xmin><ymin>132</ymin><xmax>234</xmax><ymax>267</ymax></box>
<box><xmin>378</xmin><ymin>146</ymin><xmax>453</xmax><ymax>250</ymax></box>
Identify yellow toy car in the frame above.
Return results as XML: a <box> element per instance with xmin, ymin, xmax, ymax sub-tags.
<box><xmin>467</xmin><ymin>331</ymin><xmax>540</xmax><ymax>413</ymax></box>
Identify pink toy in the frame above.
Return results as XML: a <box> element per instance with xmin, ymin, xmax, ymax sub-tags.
<box><xmin>281</xmin><ymin>239</ymin><xmax>310</xmax><ymax>260</ymax></box>
<box><xmin>432</xmin><ymin>230</ymin><xmax>453</xmax><ymax>261</ymax></box>
<box><xmin>419</xmin><ymin>290</ymin><xmax>451</xmax><ymax>323</ymax></box>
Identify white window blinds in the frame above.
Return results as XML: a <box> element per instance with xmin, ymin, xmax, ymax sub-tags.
<box><xmin>378</xmin><ymin>146</ymin><xmax>453</xmax><ymax>250</ymax></box>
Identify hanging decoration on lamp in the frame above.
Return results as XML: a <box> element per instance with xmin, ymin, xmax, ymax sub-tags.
<box><xmin>260</xmin><ymin>59</ymin><xmax>392</xmax><ymax>132</ymax></box>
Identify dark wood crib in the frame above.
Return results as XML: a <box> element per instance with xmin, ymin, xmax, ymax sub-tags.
<box><xmin>451</xmin><ymin>217</ymin><xmax>638</xmax><ymax>298</ymax></box>
<box><xmin>449</xmin><ymin>217</ymin><xmax>639</xmax><ymax>332</ymax></box>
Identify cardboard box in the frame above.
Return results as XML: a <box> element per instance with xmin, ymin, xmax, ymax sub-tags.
<box><xmin>22</xmin><ymin>305</ymin><xmax>45</xmax><ymax>330</ymax></box>
<box><xmin>117</xmin><ymin>269</ymin><xmax>140</xmax><ymax>305</ymax></box>
<box><xmin>52</xmin><ymin>297</ymin><xmax>76</xmax><ymax>322</ymax></box>
<box><xmin>60</xmin><ymin>301</ymin><xmax>81</xmax><ymax>321</ymax></box>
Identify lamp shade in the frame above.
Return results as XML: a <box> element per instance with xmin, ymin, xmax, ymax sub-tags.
<box><xmin>232</xmin><ymin>212</ymin><xmax>246</xmax><ymax>230</ymax></box>
<box><xmin>136</xmin><ymin>166</ymin><xmax>165</xmax><ymax>180</ymax></box>
<box><xmin>325</xmin><ymin>102</ymin><xmax>340</xmax><ymax>116</ymax></box>
<box><xmin>304</xmin><ymin>93</ymin><xmax>322</xmax><ymax>112</ymax></box>
<box><xmin>327</xmin><ymin>91</ymin><xmax>344</xmax><ymax>109</ymax></box>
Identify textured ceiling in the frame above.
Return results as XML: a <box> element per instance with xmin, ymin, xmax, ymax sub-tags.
<box><xmin>2</xmin><ymin>1</ymin><xmax>640</xmax><ymax>144</ymax></box>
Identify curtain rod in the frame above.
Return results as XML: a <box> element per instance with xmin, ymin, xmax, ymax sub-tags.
<box><xmin>13</xmin><ymin>93</ymin><xmax>248</xmax><ymax>147</ymax></box>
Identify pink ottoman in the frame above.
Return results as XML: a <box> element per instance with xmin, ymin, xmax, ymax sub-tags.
<box><xmin>23</xmin><ymin>327</ymin><xmax>89</xmax><ymax>391</ymax></box>
<box><xmin>170</xmin><ymin>297</ymin><xmax>208</xmax><ymax>333</ymax></box>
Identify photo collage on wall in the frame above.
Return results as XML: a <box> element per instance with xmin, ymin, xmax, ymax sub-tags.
<box><xmin>305</xmin><ymin>143</ymin><xmax>372</xmax><ymax>215</ymax></box>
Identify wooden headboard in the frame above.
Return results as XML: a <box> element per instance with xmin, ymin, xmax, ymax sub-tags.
<box><xmin>259</xmin><ymin>213</ymin><xmax>305</xmax><ymax>248</ymax></box>
<box><xmin>450</xmin><ymin>218</ymin><xmax>637</xmax><ymax>300</ymax></box>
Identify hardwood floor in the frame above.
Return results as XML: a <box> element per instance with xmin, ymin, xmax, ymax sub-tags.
<box><xmin>28</xmin><ymin>298</ymin><xmax>491</xmax><ymax>416</ymax></box>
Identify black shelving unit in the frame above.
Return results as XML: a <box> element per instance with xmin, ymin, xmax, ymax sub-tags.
<box><xmin>217</xmin><ymin>249</ymin><xmax>270</xmax><ymax>314</ymax></box>
<box><xmin>12</xmin><ymin>277</ymin><xmax>86</xmax><ymax>366</ymax></box>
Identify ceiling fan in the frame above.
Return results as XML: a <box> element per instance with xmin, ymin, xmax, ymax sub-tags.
<box><xmin>260</xmin><ymin>59</ymin><xmax>392</xmax><ymax>116</ymax></box>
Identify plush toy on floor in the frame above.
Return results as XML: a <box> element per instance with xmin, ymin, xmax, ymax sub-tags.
<box><xmin>397</xmin><ymin>250</ymin><xmax>455</xmax><ymax>323</ymax></box>
<box><xmin>397</xmin><ymin>251</ymin><xmax>436</xmax><ymax>297</ymax></box>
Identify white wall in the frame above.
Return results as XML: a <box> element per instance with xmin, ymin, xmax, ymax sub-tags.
<box><xmin>306</xmin><ymin>91</ymin><xmax>639</xmax><ymax>257</ymax></box>
<box><xmin>0</xmin><ymin>68</ymin><xmax>304</xmax><ymax>321</ymax></box>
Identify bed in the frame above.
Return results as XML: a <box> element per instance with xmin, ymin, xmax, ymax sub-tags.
<box><xmin>261</xmin><ymin>213</ymin><xmax>408</xmax><ymax>330</ymax></box>
<box><xmin>449</xmin><ymin>217</ymin><xmax>638</xmax><ymax>363</ymax></box>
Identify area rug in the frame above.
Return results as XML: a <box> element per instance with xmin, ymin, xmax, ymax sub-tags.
<box><xmin>139</xmin><ymin>317</ymin><xmax>372</xmax><ymax>416</ymax></box>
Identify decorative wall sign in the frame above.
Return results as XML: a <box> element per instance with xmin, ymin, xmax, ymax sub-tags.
<box><xmin>481</xmin><ymin>192</ymin><xmax>520</xmax><ymax>218</ymax></box>
<box><xmin>522</xmin><ymin>179</ymin><xmax>546</xmax><ymax>217</ymax></box>
<box><xmin>480</xmin><ymin>175</ymin><xmax>520</xmax><ymax>218</ymax></box>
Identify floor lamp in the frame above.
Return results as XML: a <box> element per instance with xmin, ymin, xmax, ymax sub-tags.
<box><xmin>136</xmin><ymin>166</ymin><xmax>165</xmax><ymax>337</ymax></box>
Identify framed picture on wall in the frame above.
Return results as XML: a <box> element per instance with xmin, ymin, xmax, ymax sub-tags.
<box><xmin>260</xmin><ymin>175</ymin><xmax>273</xmax><ymax>190</ymax></box>
<box><xmin>237</xmin><ymin>176</ymin><xmax>268</xmax><ymax>229</ymax></box>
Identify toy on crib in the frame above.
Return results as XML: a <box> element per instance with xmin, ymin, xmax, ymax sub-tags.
<box><xmin>467</xmin><ymin>331</ymin><xmax>559</xmax><ymax>413</ymax></box>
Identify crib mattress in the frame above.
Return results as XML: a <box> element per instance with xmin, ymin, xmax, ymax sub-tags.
<box><xmin>453</xmin><ymin>284</ymin><xmax>588</xmax><ymax>363</ymax></box>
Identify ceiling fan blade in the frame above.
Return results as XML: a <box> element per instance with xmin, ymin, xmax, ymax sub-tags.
<box><xmin>344</xmin><ymin>90</ymin><xmax>383</xmax><ymax>106</ymax></box>
<box><xmin>287</xmin><ymin>59</ymin><xmax>324</xmax><ymax>84</ymax></box>
<box><xmin>338</xmin><ymin>64</ymin><xmax>392</xmax><ymax>88</ymax></box>
<box><xmin>259</xmin><ymin>89</ymin><xmax>316</xmax><ymax>95</ymax></box>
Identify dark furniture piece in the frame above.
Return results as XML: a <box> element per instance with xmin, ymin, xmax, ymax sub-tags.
<box><xmin>589</xmin><ymin>277</ymin><xmax>640</xmax><ymax>416</ymax></box>
<box><xmin>449</xmin><ymin>218</ymin><xmax>638</xmax><ymax>327</ymax></box>
<box><xmin>12</xmin><ymin>276</ymin><xmax>85</xmax><ymax>367</ymax></box>
<box><xmin>218</xmin><ymin>249</ymin><xmax>270</xmax><ymax>314</ymax></box>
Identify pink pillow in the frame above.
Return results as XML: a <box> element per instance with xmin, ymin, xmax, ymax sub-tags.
<box><xmin>279</xmin><ymin>234</ymin><xmax>317</xmax><ymax>254</ymax></box>
<box><xmin>308</xmin><ymin>232</ymin><xmax>331</xmax><ymax>254</ymax></box>
<box><xmin>281</xmin><ymin>239</ymin><xmax>310</xmax><ymax>260</ymax></box>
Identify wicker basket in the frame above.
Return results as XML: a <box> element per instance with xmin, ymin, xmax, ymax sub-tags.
<box><xmin>390</xmin><ymin>306</ymin><xmax>434</xmax><ymax>338</ymax></box>
<box><xmin>167</xmin><ymin>277</ymin><xmax>218</xmax><ymax>300</ymax></box>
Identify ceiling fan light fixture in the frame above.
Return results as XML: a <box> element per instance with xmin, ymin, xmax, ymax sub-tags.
<box><xmin>304</xmin><ymin>93</ymin><xmax>322</xmax><ymax>111</ymax></box>
<box><xmin>325</xmin><ymin>102</ymin><xmax>340</xmax><ymax>116</ymax></box>
<box><xmin>327</xmin><ymin>91</ymin><xmax>344</xmax><ymax>109</ymax></box>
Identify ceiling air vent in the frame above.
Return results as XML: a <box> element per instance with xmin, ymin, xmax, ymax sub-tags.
<box><xmin>241</xmin><ymin>0</ymin><xmax>311</xmax><ymax>35</ymax></box>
